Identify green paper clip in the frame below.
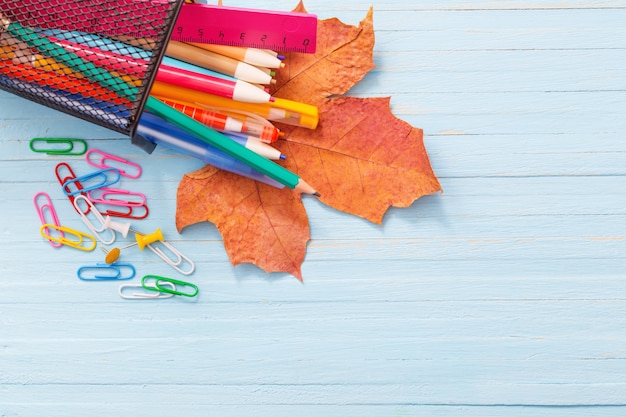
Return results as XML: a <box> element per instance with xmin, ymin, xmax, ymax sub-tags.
<box><xmin>29</xmin><ymin>138</ymin><xmax>87</xmax><ymax>155</ymax></box>
<box><xmin>141</xmin><ymin>275</ymin><xmax>199</xmax><ymax>298</ymax></box>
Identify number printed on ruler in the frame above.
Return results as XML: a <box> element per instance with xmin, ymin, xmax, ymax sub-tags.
<box><xmin>172</xmin><ymin>4</ymin><xmax>318</xmax><ymax>53</ymax></box>
<box><xmin>1</xmin><ymin>0</ymin><xmax>317</xmax><ymax>53</ymax></box>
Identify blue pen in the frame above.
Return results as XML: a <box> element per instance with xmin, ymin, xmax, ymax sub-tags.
<box><xmin>135</xmin><ymin>112</ymin><xmax>284</xmax><ymax>189</ymax></box>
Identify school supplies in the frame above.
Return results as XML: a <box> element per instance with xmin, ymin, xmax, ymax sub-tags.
<box><xmin>61</xmin><ymin>168</ymin><xmax>121</xmax><ymax>196</ymax></box>
<box><xmin>134</xmin><ymin>111</ymin><xmax>284</xmax><ymax>188</ymax></box>
<box><xmin>165</xmin><ymin>41</ymin><xmax>274</xmax><ymax>85</ymax></box>
<box><xmin>73</xmin><ymin>195</ymin><xmax>117</xmax><ymax>245</ymax></box>
<box><xmin>119</xmin><ymin>282</ymin><xmax>176</xmax><ymax>299</ymax></box>
<box><xmin>55</xmin><ymin>162</ymin><xmax>90</xmax><ymax>214</ymax></box>
<box><xmin>145</xmin><ymin>96</ymin><xmax>318</xmax><ymax>194</ymax></box>
<box><xmin>157</xmin><ymin>98</ymin><xmax>282</xmax><ymax>143</ymax></box>
<box><xmin>34</xmin><ymin>192</ymin><xmax>64</xmax><ymax>248</ymax></box>
<box><xmin>30</xmin><ymin>138</ymin><xmax>87</xmax><ymax>155</ymax></box>
<box><xmin>157</xmin><ymin>99</ymin><xmax>247</xmax><ymax>134</ymax></box>
<box><xmin>85</xmin><ymin>149</ymin><xmax>142</xmax><ymax>179</ymax></box>
<box><xmin>102</xmin><ymin>216</ymin><xmax>133</xmax><ymax>238</ymax></box>
<box><xmin>39</xmin><ymin>224</ymin><xmax>97</xmax><ymax>251</ymax></box>
<box><xmin>141</xmin><ymin>275</ymin><xmax>198</xmax><ymax>297</ymax></box>
<box><xmin>221</xmin><ymin>131</ymin><xmax>285</xmax><ymax>161</ymax></box>
<box><xmin>157</xmin><ymin>63</ymin><xmax>273</xmax><ymax>103</ymax></box>
<box><xmin>173</xmin><ymin>3</ymin><xmax>317</xmax><ymax>53</ymax></box>
<box><xmin>77</xmin><ymin>262</ymin><xmax>136</xmax><ymax>280</ymax></box>
<box><xmin>0</xmin><ymin>0</ymin><xmax>181</xmax><ymax>135</ymax></box>
<box><xmin>150</xmin><ymin>81</ymin><xmax>319</xmax><ymax>129</ymax></box>
<box><xmin>188</xmin><ymin>43</ymin><xmax>285</xmax><ymax>69</ymax></box>
<box><xmin>88</xmin><ymin>188</ymin><xmax>147</xmax><ymax>208</ymax></box>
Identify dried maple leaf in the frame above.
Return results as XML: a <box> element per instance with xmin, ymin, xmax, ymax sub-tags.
<box><xmin>176</xmin><ymin>2</ymin><xmax>441</xmax><ymax>280</ymax></box>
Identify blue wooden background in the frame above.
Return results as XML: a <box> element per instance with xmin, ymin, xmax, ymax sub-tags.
<box><xmin>1</xmin><ymin>0</ymin><xmax>625</xmax><ymax>415</ymax></box>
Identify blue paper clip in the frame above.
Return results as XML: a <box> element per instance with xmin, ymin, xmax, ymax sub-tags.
<box><xmin>77</xmin><ymin>262</ymin><xmax>136</xmax><ymax>281</ymax></box>
<box><xmin>62</xmin><ymin>168</ymin><xmax>121</xmax><ymax>196</ymax></box>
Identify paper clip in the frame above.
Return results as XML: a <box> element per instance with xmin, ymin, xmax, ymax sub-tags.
<box><xmin>72</xmin><ymin>195</ymin><xmax>116</xmax><ymax>244</ymax></box>
<box><xmin>147</xmin><ymin>240</ymin><xmax>196</xmax><ymax>275</ymax></box>
<box><xmin>93</xmin><ymin>201</ymin><xmax>149</xmax><ymax>220</ymax></box>
<box><xmin>40</xmin><ymin>224</ymin><xmax>97</xmax><ymax>251</ymax></box>
<box><xmin>146</xmin><ymin>236</ymin><xmax>196</xmax><ymax>275</ymax></box>
<box><xmin>62</xmin><ymin>167</ymin><xmax>121</xmax><ymax>196</ymax></box>
<box><xmin>86</xmin><ymin>149</ymin><xmax>142</xmax><ymax>178</ymax></box>
<box><xmin>55</xmin><ymin>162</ymin><xmax>90</xmax><ymax>214</ymax></box>
<box><xmin>141</xmin><ymin>275</ymin><xmax>199</xmax><ymax>298</ymax></box>
<box><xmin>118</xmin><ymin>282</ymin><xmax>176</xmax><ymax>299</ymax></box>
<box><xmin>87</xmin><ymin>187</ymin><xmax>147</xmax><ymax>207</ymax></box>
<box><xmin>77</xmin><ymin>262</ymin><xmax>136</xmax><ymax>281</ymax></box>
<box><xmin>34</xmin><ymin>192</ymin><xmax>64</xmax><ymax>248</ymax></box>
<box><xmin>30</xmin><ymin>137</ymin><xmax>87</xmax><ymax>155</ymax></box>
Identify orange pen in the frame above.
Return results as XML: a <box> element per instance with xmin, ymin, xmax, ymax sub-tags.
<box><xmin>157</xmin><ymin>98</ymin><xmax>247</xmax><ymax>134</ymax></box>
<box><xmin>155</xmin><ymin>95</ymin><xmax>282</xmax><ymax>143</ymax></box>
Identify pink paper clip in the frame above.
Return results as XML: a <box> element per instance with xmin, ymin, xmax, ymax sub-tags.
<box><xmin>55</xmin><ymin>162</ymin><xmax>90</xmax><ymax>215</ymax></box>
<box><xmin>34</xmin><ymin>192</ymin><xmax>64</xmax><ymax>248</ymax></box>
<box><xmin>86</xmin><ymin>149</ymin><xmax>142</xmax><ymax>179</ymax></box>
<box><xmin>88</xmin><ymin>187</ymin><xmax>147</xmax><ymax>207</ymax></box>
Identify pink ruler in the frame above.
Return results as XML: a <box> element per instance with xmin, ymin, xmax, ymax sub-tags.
<box><xmin>0</xmin><ymin>0</ymin><xmax>317</xmax><ymax>53</ymax></box>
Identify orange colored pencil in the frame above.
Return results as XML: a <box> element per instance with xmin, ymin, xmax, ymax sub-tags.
<box><xmin>0</xmin><ymin>59</ymin><xmax>131</xmax><ymax>106</ymax></box>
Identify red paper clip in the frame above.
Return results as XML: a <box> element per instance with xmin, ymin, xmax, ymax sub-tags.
<box><xmin>93</xmin><ymin>201</ymin><xmax>149</xmax><ymax>220</ymax></box>
<box><xmin>86</xmin><ymin>149</ymin><xmax>142</xmax><ymax>179</ymax></box>
<box><xmin>55</xmin><ymin>162</ymin><xmax>90</xmax><ymax>214</ymax></box>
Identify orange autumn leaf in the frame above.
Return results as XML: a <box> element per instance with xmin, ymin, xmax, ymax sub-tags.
<box><xmin>176</xmin><ymin>2</ymin><xmax>441</xmax><ymax>280</ymax></box>
<box><xmin>176</xmin><ymin>166</ymin><xmax>310</xmax><ymax>280</ymax></box>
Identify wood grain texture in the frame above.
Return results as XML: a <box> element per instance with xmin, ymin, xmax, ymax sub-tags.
<box><xmin>1</xmin><ymin>0</ymin><xmax>626</xmax><ymax>416</ymax></box>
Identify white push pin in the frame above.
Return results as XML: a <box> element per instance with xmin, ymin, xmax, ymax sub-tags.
<box><xmin>103</xmin><ymin>216</ymin><xmax>132</xmax><ymax>238</ymax></box>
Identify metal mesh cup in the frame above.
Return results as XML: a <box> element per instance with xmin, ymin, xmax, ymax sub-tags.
<box><xmin>0</xmin><ymin>0</ymin><xmax>183</xmax><ymax>136</ymax></box>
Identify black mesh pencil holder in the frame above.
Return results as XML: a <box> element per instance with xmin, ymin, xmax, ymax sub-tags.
<box><xmin>0</xmin><ymin>0</ymin><xmax>183</xmax><ymax>136</ymax></box>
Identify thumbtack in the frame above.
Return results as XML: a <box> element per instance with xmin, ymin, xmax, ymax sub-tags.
<box><xmin>99</xmin><ymin>228</ymin><xmax>164</xmax><ymax>263</ymax></box>
<box><xmin>102</xmin><ymin>216</ymin><xmax>132</xmax><ymax>237</ymax></box>
<box><xmin>135</xmin><ymin>228</ymin><xmax>164</xmax><ymax>250</ymax></box>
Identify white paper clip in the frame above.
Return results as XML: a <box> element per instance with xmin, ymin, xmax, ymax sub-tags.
<box><xmin>73</xmin><ymin>195</ymin><xmax>116</xmax><ymax>244</ymax></box>
<box><xmin>147</xmin><ymin>240</ymin><xmax>195</xmax><ymax>275</ymax></box>
<box><xmin>118</xmin><ymin>282</ymin><xmax>175</xmax><ymax>299</ymax></box>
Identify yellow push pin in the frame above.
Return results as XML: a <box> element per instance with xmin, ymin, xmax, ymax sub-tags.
<box><xmin>100</xmin><ymin>228</ymin><xmax>164</xmax><ymax>263</ymax></box>
<box><xmin>135</xmin><ymin>228</ymin><xmax>164</xmax><ymax>250</ymax></box>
